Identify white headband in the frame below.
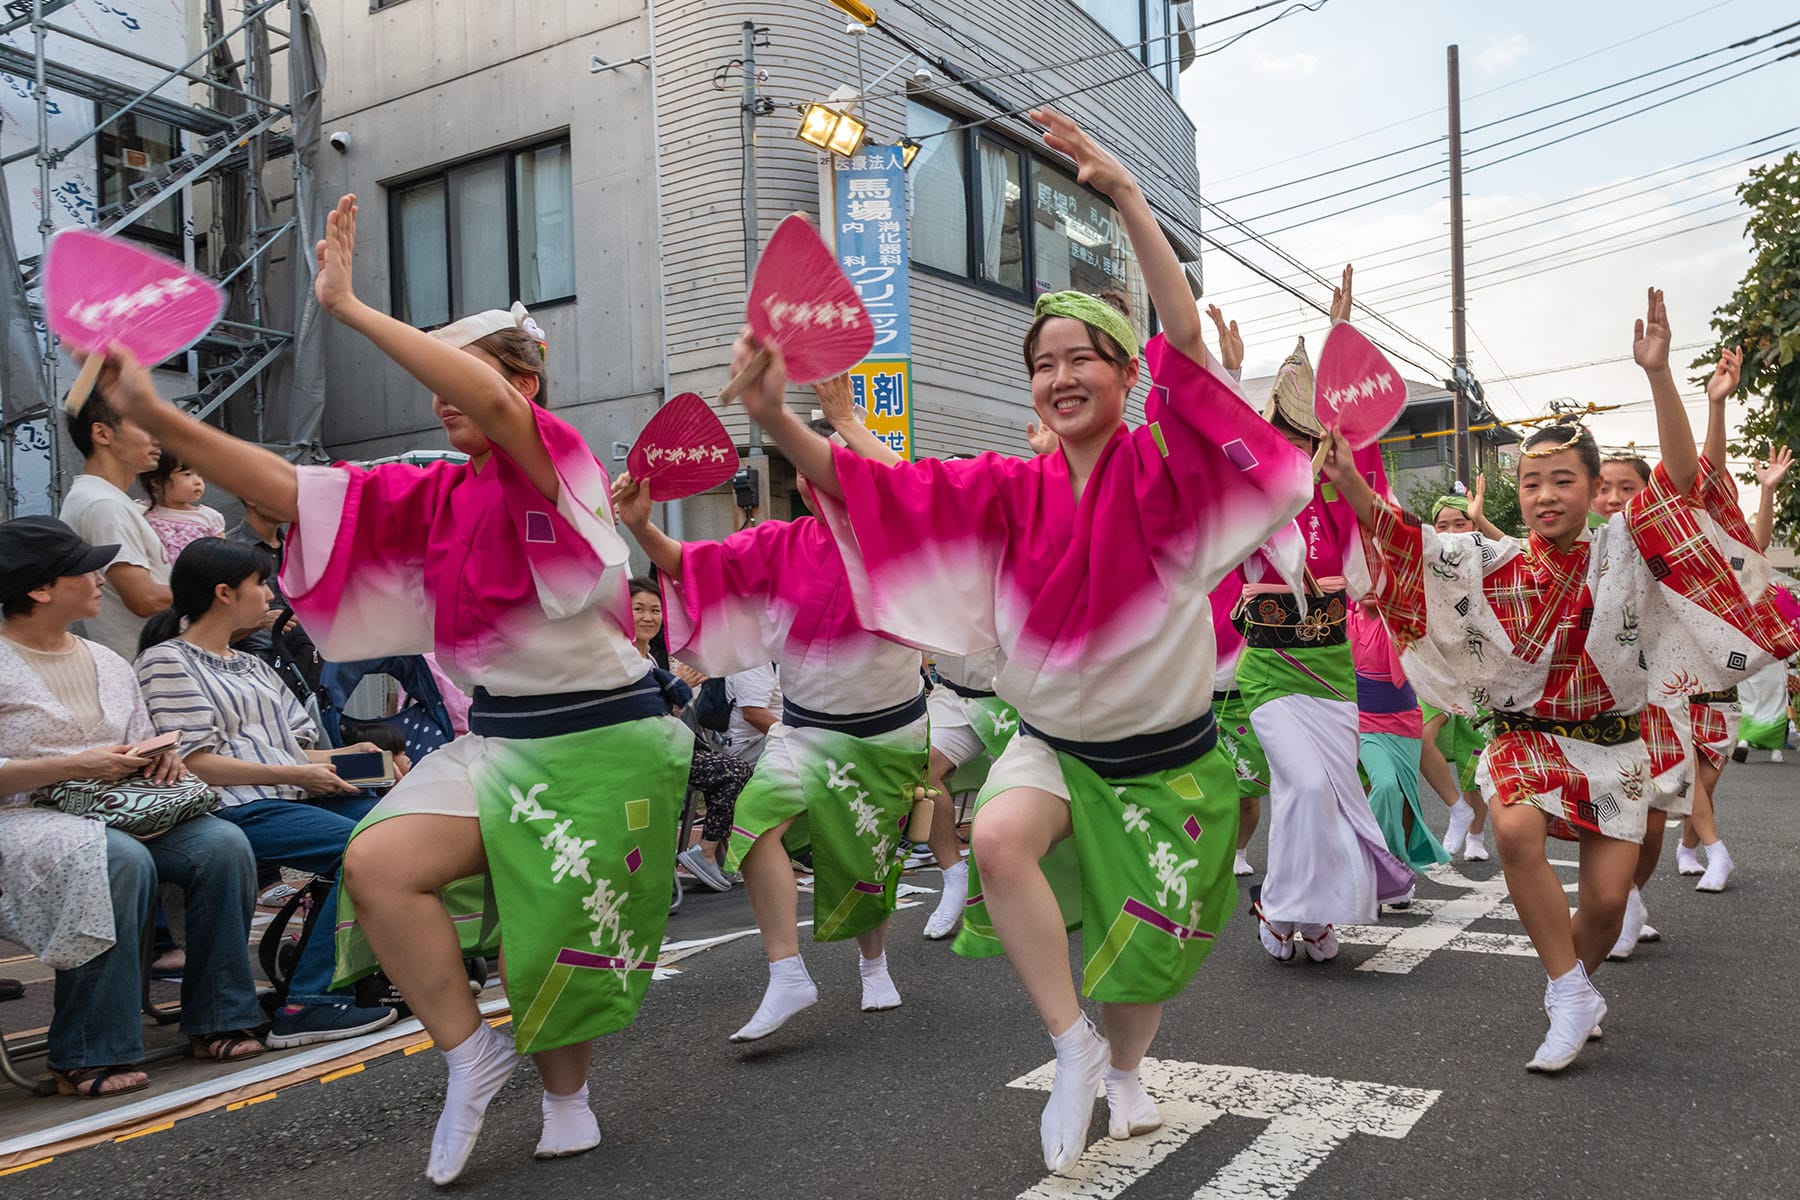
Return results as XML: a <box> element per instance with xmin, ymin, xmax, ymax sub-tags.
<box><xmin>430</xmin><ymin>301</ymin><xmax>547</xmax><ymax>351</ymax></box>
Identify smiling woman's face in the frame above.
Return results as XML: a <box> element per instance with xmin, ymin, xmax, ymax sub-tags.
<box><xmin>1029</xmin><ymin>318</ymin><xmax>1134</xmax><ymax>448</ymax></box>
<box><xmin>632</xmin><ymin>591</ymin><xmax>663</xmax><ymax>643</ymax></box>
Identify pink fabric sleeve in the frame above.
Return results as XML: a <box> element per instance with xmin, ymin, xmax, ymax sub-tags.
<box><xmin>662</xmin><ymin>520</ymin><xmax>804</xmax><ymax>678</ymax></box>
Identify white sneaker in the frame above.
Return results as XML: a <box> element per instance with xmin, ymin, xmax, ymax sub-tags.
<box><xmin>1696</xmin><ymin>842</ymin><xmax>1734</xmax><ymax>893</ymax></box>
<box><xmin>1444</xmin><ymin>798</ymin><xmax>1475</xmax><ymax>857</ymax></box>
<box><xmin>1676</xmin><ymin>843</ymin><xmax>1704</xmax><ymax>876</ymax></box>
<box><xmin>1462</xmin><ymin>831</ymin><xmax>1489</xmax><ymax>862</ymax></box>
<box><xmin>1526</xmin><ymin>967</ymin><xmax>1607</xmax><ymax>1073</ymax></box>
<box><xmin>1233</xmin><ymin>851</ymin><xmax>1254</xmax><ymax>877</ymax></box>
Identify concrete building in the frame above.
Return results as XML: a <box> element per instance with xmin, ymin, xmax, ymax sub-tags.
<box><xmin>308</xmin><ymin>0</ymin><xmax>1204</xmax><ymax>537</ymax></box>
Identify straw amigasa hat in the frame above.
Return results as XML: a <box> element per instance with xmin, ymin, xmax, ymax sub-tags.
<box><xmin>1262</xmin><ymin>336</ymin><xmax>1323</xmax><ymax>440</ymax></box>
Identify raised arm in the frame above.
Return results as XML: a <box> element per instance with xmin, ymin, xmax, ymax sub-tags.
<box><xmin>612</xmin><ymin>474</ymin><xmax>686</xmax><ymax>579</ymax></box>
<box><xmin>1317</xmin><ymin>428</ymin><xmax>1379</xmax><ymax>529</ymax></box>
<box><xmin>1466</xmin><ymin>472</ymin><xmax>1507</xmax><ymax>541</ymax></box>
<box><xmin>84</xmin><ymin>346</ymin><xmax>300</xmax><ymax>520</ymax></box>
<box><xmin>1753</xmin><ymin>446</ymin><xmax>1793</xmax><ymax>552</ymax></box>
<box><xmin>732</xmin><ymin>333</ymin><xmax>843</xmax><ymax>499</ymax></box>
<box><xmin>1206</xmin><ymin>304</ymin><xmax>1244</xmax><ymax>375</ymax></box>
<box><xmin>1035</xmin><ymin>107</ymin><xmax>1204</xmax><ymax>364</ymax></box>
<box><xmin>1634</xmin><ymin>288</ymin><xmax>1698</xmax><ymax>494</ymax></box>
<box><xmin>1703</xmin><ymin>346</ymin><xmax>1742</xmax><ymax>471</ymax></box>
<box><xmin>815</xmin><ymin>374</ymin><xmax>902</xmax><ymax>466</ymax></box>
<box><xmin>314</xmin><ymin>196</ymin><xmax>560</xmax><ymax>501</ymax></box>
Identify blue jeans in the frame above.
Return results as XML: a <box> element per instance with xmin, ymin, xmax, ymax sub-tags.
<box><xmin>50</xmin><ymin>817</ymin><xmax>261</xmax><ymax>1070</ymax></box>
<box><xmin>214</xmin><ymin>794</ymin><xmax>378</xmax><ymax>1006</ymax></box>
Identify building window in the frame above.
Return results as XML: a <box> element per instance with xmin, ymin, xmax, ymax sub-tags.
<box><xmin>96</xmin><ymin>102</ymin><xmax>182</xmax><ymax>250</ymax></box>
<box><xmin>390</xmin><ymin>137</ymin><xmax>576</xmax><ymax>328</ymax></box>
<box><xmin>906</xmin><ymin>101</ymin><xmax>1150</xmax><ymax>344</ymax></box>
<box><xmin>1076</xmin><ymin>1</ymin><xmax>1178</xmax><ymax>89</ymax></box>
<box><xmin>906</xmin><ymin>105</ymin><xmax>969</xmax><ymax>276</ymax></box>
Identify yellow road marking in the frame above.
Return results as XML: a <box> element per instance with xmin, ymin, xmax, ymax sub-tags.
<box><xmin>404</xmin><ymin>1040</ymin><xmax>436</xmax><ymax>1055</ymax></box>
<box><xmin>320</xmin><ymin>1064</ymin><xmax>364</xmax><ymax>1084</ymax></box>
<box><xmin>0</xmin><ymin>1158</ymin><xmax>53</xmax><ymax>1176</ymax></box>
<box><xmin>226</xmin><ymin>1093</ymin><xmax>277</xmax><ymax>1111</ymax></box>
<box><xmin>115</xmin><ymin>1122</ymin><xmax>174</xmax><ymax>1143</ymax></box>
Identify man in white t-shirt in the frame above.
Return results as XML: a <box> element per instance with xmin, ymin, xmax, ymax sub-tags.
<box><xmin>724</xmin><ymin>663</ymin><xmax>782</xmax><ymax>764</ymax></box>
<box><xmin>58</xmin><ymin>392</ymin><xmax>171</xmax><ymax>660</ymax></box>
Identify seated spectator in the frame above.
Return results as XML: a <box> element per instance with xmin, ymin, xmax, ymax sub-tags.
<box><xmin>136</xmin><ymin>538</ymin><xmax>399</xmax><ymax>1048</ymax></box>
<box><xmin>631</xmin><ymin>578</ymin><xmax>749</xmax><ymax>892</ymax></box>
<box><xmin>139</xmin><ymin>449</ymin><xmax>227</xmax><ymax>564</ymax></box>
<box><xmin>0</xmin><ymin>517</ymin><xmax>263</xmax><ymax>1096</ymax></box>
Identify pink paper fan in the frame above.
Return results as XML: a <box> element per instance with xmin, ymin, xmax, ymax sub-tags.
<box><xmin>1313</xmin><ymin>321</ymin><xmax>1408</xmax><ymax>451</ymax></box>
<box><xmin>745</xmin><ymin>213</ymin><xmax>875</xmax><ymax>384</ymax></box>
<box><xmin>627</xmin><ymin>392</ymin><xmax>739</xmax><ymax>501</ymax></box>
<box><xmin>45</xmin><ymin>228</ymin><xmax>224</xmax><ymax>363</ymax></box>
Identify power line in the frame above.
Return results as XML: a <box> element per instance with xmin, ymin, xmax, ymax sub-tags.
<box><xmin>1215</xmin><ymin>18</ymin><xmax>1797</xmax><ymax>211</ymax></box>
<box><xmin>1485</xmin><ymin>342</ymin><xmax>1711</xmax><ymax>383</ymax></box>
<box><xmin>1229</xmin><ymin>32</ymin><xmax>1797</xmax><ymax>231</ymax></box>
<box><xmin>1205</xmin><ymin>0</ymin><xmax>1746</xmax><ymax>187</ymax></box>
<box><xmin>1213</xmin><ymin>51</ymin><xmax>1794</xmax><ymax>249</ymax></box>
<box><xmin>1226</xmin><ymin>191</ymin><xmax>1746</xmax><ymax>328</ymax></box>
<box><xmin>1203</xmin><ymin>128</ymin><xmax>1797</xmax><ymax>310</ymax></box>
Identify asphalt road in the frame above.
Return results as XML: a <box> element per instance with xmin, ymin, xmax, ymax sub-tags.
<box><xmin>16</xmin><ymin>755</ymin><xmax>1799</xmax><ymax>1200</ymax></box>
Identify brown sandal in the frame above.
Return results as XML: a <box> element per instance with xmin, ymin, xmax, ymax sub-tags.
<box><xmin>187</xmin><ymin>1031</ymin><xmax>265</xmax><ymax>1062</ymax></box>
<box><xmin>51</xmin><ymin>1065</ymin><xmax>151</xmax><ymax>1098</ymax></box>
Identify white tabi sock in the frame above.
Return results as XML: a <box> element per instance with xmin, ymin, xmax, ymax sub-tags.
<box><xmin>1103</xmin><ymin>1065</ymin><xmax>1163</xmax><ymax>1139</ymax></box>
<box><xmin>427</xmin><ymin>1022</ymin><xmax>520</xmax><ymax>1186</ymax></box>
<box><xmin>534</xmin><ymin>1083</ymin><xmax>601</xmax><ymax>1160</ymax></box>
<box><xmin>729</xmin><ymin>954</ymin><xmax>818</xmax><ymax>1042</ymax></box>
<box><xmin>859</xmin><ymin>951</ymin><xmax>902</xmax><ymax>1011</ymax></box>
<box><xmin>924</xmin><ymin>860</ymin><xmax>969</xmax><ymax>939</ymax></box>
<box><xmin>1042</xmin><ymin>1015</ymin><xmax>1110</xmax><ymax>1175</ymax></box>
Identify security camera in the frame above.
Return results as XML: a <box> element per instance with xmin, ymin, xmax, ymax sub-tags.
<box><xmin>328</xmin><ymin>131</ymin><xmax>351</xmax><ymax>154</ymax></box>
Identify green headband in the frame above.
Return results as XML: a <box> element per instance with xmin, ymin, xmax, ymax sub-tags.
<box><xmin>1033</xmin><ymin>291</ymin><xmax>1139</xmax><ymax>362</ymax></box>
<box><xmin>1431</xmin><ymin>495</ymin><xmax>1469</xmax><ymax>521</ymax></box>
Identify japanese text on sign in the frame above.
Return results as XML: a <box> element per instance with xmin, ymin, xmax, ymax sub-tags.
<box><xmin>833</xmin><ymin>146</ymin><xmax>911</xmax><ymax>359</ymax></box>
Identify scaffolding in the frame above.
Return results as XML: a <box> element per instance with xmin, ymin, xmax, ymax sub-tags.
<box><xmin>1</xmin><ymin>0</ymin><xmax>320</xmax><ymax>517</ymax></box>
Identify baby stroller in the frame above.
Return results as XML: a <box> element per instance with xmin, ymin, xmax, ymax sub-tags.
<box><xmin>258</xmin><ymin>655</ymin><xmax>484</xmax><ymax>1016</ymax></box>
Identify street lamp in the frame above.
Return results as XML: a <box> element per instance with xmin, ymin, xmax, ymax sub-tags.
<box><xmin>896</xmin><ymin>137</ymin><xmax>921</xmax><ymax>168</ymax></box>
<box><xmin>796</xmin><ymin>102</ymin><xmax>867</xmax><ymax>158</ymax></box>
<box><xmin>828</xmin><ymin>0</ymin><xmax>878</xmax><ymax>27</ymax></box>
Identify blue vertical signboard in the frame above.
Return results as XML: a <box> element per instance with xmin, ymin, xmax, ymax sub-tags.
<box><xmin>832</xmin><ymin>146</ymin><xmax>913</xmax><ymax>458</ymax></box>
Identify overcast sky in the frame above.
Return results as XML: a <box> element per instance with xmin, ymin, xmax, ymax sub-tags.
<box><xmin>1178</xmin><ymin>0</ymin><xmax>1792</xmax><ymax>506</ymax></box>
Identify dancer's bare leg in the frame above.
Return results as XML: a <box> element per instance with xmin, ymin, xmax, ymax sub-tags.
<box><xmin>730</xmin><ymin>817</ymin><xmax>819</xmax><ymax>1042</ymax></box>
<box><xmin>345</xmin><ymin>815</ymin><xmax>517</xmax><ymax>1183</ymax></box>
<box><xmin>923</xmin><ymin>748</ymin><xmax>971</xmax><ymax>938</ymax></box>
<box><xmin>1489</xmin><ymin>803</ymin><xmax>1575</xmax><ymax>975</ymax></box>
<box><xmin>1571</xmin><ymin>830</ymin><xmax>1637</xmax><ymax>974</ymax></box>
<box><xmin>973</xmin><ymin>785</ymin><xmax>1109</xmax><ymax>1172</ymax></box>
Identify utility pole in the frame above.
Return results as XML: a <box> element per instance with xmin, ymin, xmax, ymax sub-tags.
<box><xmin>1446</xmin><ymin>43</ymin><xmax>1472</xmax><ymax>486</ymax></box>
<box><xmin>740</xmin><ymin>21</ymin><xmax>764</xmax><ymax>459</ymax></box>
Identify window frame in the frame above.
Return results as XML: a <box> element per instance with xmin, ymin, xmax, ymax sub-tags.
<box><xmin>387</xmin><ymin>134</ymin><xmax>578</xmax><ymax>330</ymax></box>
<box><xmin>907</xmin><ymin>99</ymin><xmax>1159</xmax><ymax>336</ymax></box>
<box><xmin>94</xmin><ymin>100</ymin><xmax>183</xmax><ymax>255</ymax></box>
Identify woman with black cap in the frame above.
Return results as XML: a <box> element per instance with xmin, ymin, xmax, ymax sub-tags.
<box><xmin>0</xmin><ymin>516</ymin><xmax>262</xmax><ymax>1096</ymax></box>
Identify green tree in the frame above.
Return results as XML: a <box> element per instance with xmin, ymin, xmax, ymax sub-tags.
<box><xmin>1399</xmin><ymin>465</ymin><xmax>1523</xmax><ymax>538</ymax></box>
<box><xmin>1705</xmin><ymin>153</ymin><xmax>1800</xmax><ymax>530</ymax></box>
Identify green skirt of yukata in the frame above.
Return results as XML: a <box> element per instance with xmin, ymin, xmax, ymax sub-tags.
<box><xmin>1422</xmin><ymin>703</ymin><xmax>1487</xmax><ymax>792</ymax></box>
<box><xmin>1215</xmin><ymin>690</ymin><xmax>1269</xmax><ymax>799</ymax></box>
<box><xmin>725</xmin><ymin>720</ymin><xmax>931</xmax><ymax>943</ymax></box>
<box><xmin>1359</xmin><ymin>731</ymin><xmax>1450</xmax><ymax>872</ymax></box>
<box><xmin>332</xmin><ymin>716</ymin><xmax>693</xmax><ymax>1054</ymax></box>
<box><xmin>953</xmin><ymin>744</ymin><xmax>1240</xmax><ymax>1005</ymax></box>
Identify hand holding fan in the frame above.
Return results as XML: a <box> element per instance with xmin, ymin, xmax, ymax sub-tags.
<box><xmin>1313</xmin><ymin>321</ymin><xmax>1407</xmax><ymax>451</ymax></box>
<box><xmin>626</xmin><ymin>392</ymin><xmax>739</xmax><ymax>500</ymax></box>
<box><xmin>45</xmin><ymin>229</ymin><xmax>225</xmax><ymax>414</ymax></box>
<box><xmin>720</xmin><ymin>213</ymin><xmax>875</xmax><ymax>404</ymax></box>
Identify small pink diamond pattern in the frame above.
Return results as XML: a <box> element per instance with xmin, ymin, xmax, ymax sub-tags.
<box><xmin>1182</xmin><ymin>815</ymin><xmax>1202</xmax><ymax>842</ymax></box>
<box><xmin>625</xmin><ymin>847</ymin><xmax>643</xmax><ymax>874</ymax></box>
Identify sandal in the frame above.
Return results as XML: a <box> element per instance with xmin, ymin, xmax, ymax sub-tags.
<box><xmin>51</xmin><ymin>1065</ymin><xmax>151</xmax><ymax>1099</ymax></box>
<box><xmin>187</xmin><ymin>1031</ymin><xmax>265</xmax><ymax>1062</ymax></box>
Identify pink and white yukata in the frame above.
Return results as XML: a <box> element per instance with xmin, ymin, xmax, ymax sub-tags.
<box><xmin>816</xmin><ymin>336</ymin><xmax>1314</xmax><ymax>1002</ymax></box>
<box><xmin>281</xmin><ymin>406</ymin><xmax>693</xmax><ymax>1053</ymax></box>
<box><xmin>660</xmin><ymin>516</ymin><xmax>929</xmax><ymax>942</ymax></box>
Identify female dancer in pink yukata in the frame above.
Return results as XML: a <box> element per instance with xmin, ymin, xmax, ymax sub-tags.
<box><xmin>76</xmin><ymin>196</ymin><xmax>691</xmax><ymax>1185</ymax></box>
<box><xmin>721</xmin><ymin>109</ymin><xmax>1314</xmax><ymax>1176</ymax></box>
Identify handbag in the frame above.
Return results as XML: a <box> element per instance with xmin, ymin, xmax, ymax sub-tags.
<box><xmin>46</xmin><ymin>772</ymin><xmax>219</xmax><ymax>840</ymax></box>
